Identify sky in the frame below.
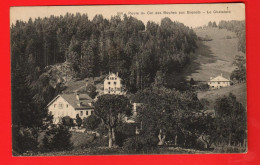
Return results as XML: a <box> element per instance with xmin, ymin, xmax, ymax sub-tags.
<box><xmin>10</xmin><ymin>3</ymin><xmax>245</xmax><ymax>28</ymax></box>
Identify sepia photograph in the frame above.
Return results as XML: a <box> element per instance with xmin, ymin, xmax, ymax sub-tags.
<box><xmin>10</xmin><ymin>3</ymin><xmax>247</xmax><ymax>156</ymax></box>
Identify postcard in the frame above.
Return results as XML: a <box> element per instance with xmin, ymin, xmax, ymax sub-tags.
<box><xmin>10</xmin><ymin>3</ymin><xmax>246</xmax><ymax>156</ymax></box>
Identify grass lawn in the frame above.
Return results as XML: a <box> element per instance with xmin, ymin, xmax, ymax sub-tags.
<box><xmin>24</xmin><ymin>146</ymin><xmax>210</xmax><ymax>156</ymax></box>
<box><xmin>184</xmin><ymin>27</ymin><xmax>245</xmax><ymax>81</ymax></box>
<box><xmin>198</xmin><ymin>83</ymin><xmax>247</xmax><ymax>109</ymax></box>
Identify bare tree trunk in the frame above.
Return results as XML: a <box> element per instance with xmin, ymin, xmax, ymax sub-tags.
<box><xmin>158</xmin><ymin>129</ymin><xmax>166</xmax><ymax>146</ymax></box>
<box><xmin>108</xmin><ymin>127</ymin><xmax>113</xmax><ymax>148</ymax></box>
<box><xmin>112</xmin><ymin>127</ymin><xmax>116</xmax><ymax>145</ymax></box>
<box><xmin>228</xmin><ymin>133</ymin><xmax>232</xmax><ymax>146</ymax></box>
<box><xmin>175</xmin><ymin>135</ymin><xmax>178</xmax><ymax>146</ymax></box>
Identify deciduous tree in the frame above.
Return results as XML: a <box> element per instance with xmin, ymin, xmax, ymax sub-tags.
<box><xmin>94</xmin><ymin>95</ymin><xmax>132</xmax><ymax>148</ymax></box>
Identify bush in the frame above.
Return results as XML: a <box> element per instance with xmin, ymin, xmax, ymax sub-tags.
<box><xmin>123</xmin><ymin>135</ymin><xmax>158</xmax><ymax>152</ymax></box>
<box><xmin>198</xmin><ymin>35</ymin><xmax>213</xmax><ymax>41</ymax></box>
<box><xmin>12</xmin><ymin>127</ymin><xmax>38</xmax><ymax>154</ymax></box>
<box><xmin>226</xmin><ymin>35</ymin><xmax>232</xmax><ymax>39</ymax></box>
<box><xmin>194</xmin><ymin>139</ymin><xmax>205</xmax><ymax>150</ymax></box>
<box><xmin>76</xmin><ymin>114</ymin><xmax>82</xmax><ymax>128</ymax></box>
<box><xmin>40</xmin><ymin>125</ymin><xmax>73</xmax><ymax>152</ymax></box>
<box><xmin>86</xmin><ymin>84</ymin><xmax>98</xmax><ymax>99</ymax></box>
<box><xmin>115</xmin><ymin>123</ymin><xmax>138</xmax><ymax>147</ymax></box>
<box><xmin>82</xmin><ymin>115</ymin><xmax>101</xmax><ymax>131</ymax></box>
<box><xmin>198</xmin><ymin>83</ymin><xmax>209</xmax><ymax>91</ymax></box>
<box><xmin>62</xmin><ymin>116</ymin><xmax>74</xmax><ymax>127</ymax></box>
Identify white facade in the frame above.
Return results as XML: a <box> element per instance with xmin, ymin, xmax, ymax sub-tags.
<box><xmin>47</xmin><ymin>94</ymin><xmax>94</xmax><ymax>124</ymax></box>
<box><xmin>208</xmin><ymin>74</ymin><xmax>231</xmax><ymax>89</ymax></box>
<box><xmin>104</xmin><ymin>72</ymin><xmax>123</xmax><ymax>95</ymax></box>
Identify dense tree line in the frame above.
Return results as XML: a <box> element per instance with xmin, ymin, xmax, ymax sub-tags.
<box><xmin>230</xmin><ymin>55</ymin><xmax>246</xmax><ymax>83</ymax></box>
<box><xmin>218</xmin><ymin>20</ymin><xmax>246</xmax><ymax>53</ymax></box>
<box><xmin>11</xmin><ymin>13</ymin><xmax>197</xmax><ymax>92</ymax></box>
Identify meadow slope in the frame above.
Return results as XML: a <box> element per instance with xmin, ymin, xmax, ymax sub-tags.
<box><xmin>185</xmin><ymin>27</ymin><xmax>245</xmax><ymax>81</ymax></box>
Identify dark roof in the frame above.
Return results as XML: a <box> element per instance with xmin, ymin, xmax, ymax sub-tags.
<box><xmin>48</xmin><ymin>93</ymin><xmax>94</xmax><ymax>110</ymax></box>
<box><xmin>104</xmin><ymin>72</ymin><xmax>122</xmax><ymax>81</ymax></box>
<box><xmin>62</xmin><ymin>93</ymin><xmax>93</xmax><ymax>110</ymax></box>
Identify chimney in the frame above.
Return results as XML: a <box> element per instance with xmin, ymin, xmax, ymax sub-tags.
<box><xmin>220</xmin><ymin>73</ymin><xmax>223</xmax><ymax>77</ymax></box>
<box><xmin>77</xmin><ymin>102</ymin><xmax>82</xmax><ymax>107</ymax></box>
<box><xmin>116</xmin><ymin>72</ymin><xmax>118</xmax><ymax>76</ymax></box>
<box><xmin>76</xmin><ymin>93</ymin><xmax>80</xmax><ymax>100</ymax></box>
<box><xmin>210</xmin><ymin>77</ymin><xmax>213</xmax><ymax>80</ymax></box>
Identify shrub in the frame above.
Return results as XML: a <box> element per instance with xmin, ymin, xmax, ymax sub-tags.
<box><xmin>115</xmin><ymin>123</ymin><xmax>137</xmax><ymax>147</ymax></box>
<box><xmin>198</xmin><ymin>83</ymin><xmax>209</xmax><ymax>91</ymax></box>
<box><xmin>226</xmin><ymin>35</ymin><xmax>232</xmax><ymax>39</ymax></box>
<box><xmin>82</xmin><ymin>115</ymin><xmax>101</xmax><ymax>131</ymax></box>
<box><xmin>194</xmin><ymin>139</ymin><xmax>205</xmax><ymax>150</ymax></box>
<box><xmin>86</xmin><ymin>84</ymin><xmax>98</xmax><ymax>99</ymax></box>
<box><xmin>62</xmin><ymin>116</ymin><xmax>74</xmax><ymax>128</ymax></box>
<box><xmin>41</xmin><ymin>125</ymin><xmax>73</xmax><ymax>152</ymax></box>
<box><xmin>198</xmin><ymin>35</ymin><xmax>213</xmax><ymax>41</ymax></box>
<box><xmin>123</xmin><ymin>135</ymin><xmax>158</xmax><ymax>152</ymax></box>
<box><xmin>76</xmin><ymin>114</ymin><xmax>82</xmax><ymax>128</ymax></box>
<box><xmin>12</xmin><ymin>127</ymin><xmax>38</xmax><ymax>154</ymax></box>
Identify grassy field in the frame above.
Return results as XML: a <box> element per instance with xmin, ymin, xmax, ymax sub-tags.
<box><xmin>198</xmin><ymin>83</ymin><xmax>247</xmax><ymax>109</ymax></box>
<box><xmin>23</xmin><ymin>146</ymin><xmax>210</xmax><ymax>156</ymax></box>
<box><xmin>183</xmin><ymin>27</ymin><xmax>245</xmax><ymax>81</ymax></box>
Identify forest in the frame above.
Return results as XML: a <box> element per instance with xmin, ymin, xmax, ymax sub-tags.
<box><xmin>11</xmin><ymin>13</ymin><xmax>197</xmax><ymax>93</ymax></box>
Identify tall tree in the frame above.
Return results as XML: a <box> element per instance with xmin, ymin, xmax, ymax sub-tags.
<box><xmin>214</xmin><ymin>93</ymin><xmax>247</xmax><ymax>146</ymax></box>
<box><xmin>94</xmin><ymin>95</ymin><xmax>132</xmax><ymax>147</ymax></box>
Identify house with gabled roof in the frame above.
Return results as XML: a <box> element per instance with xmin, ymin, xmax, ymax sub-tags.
<box><xmin>47</xmin><ymin>93</ymin><xmax>94</xmax><ymax>124</ymax></box>
<box><xmin>208</xmin><ymin>73</ymin><xmax>231</xmax><ymax>89</ymax></box>
<box><xmin>104</xmin><ymin>72</ymin><xmax>125</xmax><ymax>95</ymax></box>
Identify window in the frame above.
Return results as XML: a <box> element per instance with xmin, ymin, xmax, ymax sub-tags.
<box><xmin>86</xmin><ymin>111</ymin><xmax>89</xmax><ymax>115</ymax></box>
<box><xmin>111</xmin><ymin>77</ymin><xmax>114</xmax><ymax>80</ymax></box>
<box><xmin>58</xmin><ymin>103</ymin><xmax>63</xmax><ymax>109</ymax></box>
<box><xmin>91</xmin><ymin>110</ymin><xmax>94</xmax><ymax>115</ymax></box>
<box><xmin>115</xmin><ymin>78</ymin><xmax>117</xmax><ymax>80</ymax></box>
<box><xmin>80</xmin><ymin>111</ymin><xmax>83</xmax><ymax>116</ymax></box>
<box><xmin>54</xmin><ymin>104</ymin><xmax>56</xmax><ymax>108</ymax></box>
<box><xmin>108</xmin><ymin>81</ymin><xmax>110</xmax><ymax>85</ymax></box>
<box><xmin>66</xmin><ymin>104</ymin><xmax>68</xmax><ymax>108</ymax></box>
<box><xmin>218</xmin><ymin>82</ymin><xmax>220</xmax><ymax>84</ymax></box>
<box><xmin>114</xmin><ymin>82</ymin><xmax>116</xmax><ymax>85</ymax></box>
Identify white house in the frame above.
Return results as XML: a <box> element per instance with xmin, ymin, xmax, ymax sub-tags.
<box><xmin>208</xmin><ymin>73</ymin><xmax>231</xmax><ymax>89</ymax></box>
<box><xmin>47</xmin><ymin>93</ymin><xmax>94</xmax><ymax>124</ymax></box>
<box><xmin>104</xmin><ymin>72</ymin><xmax>124</xmax><ymax>95</ymax></box>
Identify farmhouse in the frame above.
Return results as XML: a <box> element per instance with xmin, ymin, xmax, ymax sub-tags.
<box><xmin>47</xmin><ymin>93</ymin><xmax>94</xmax><ymax>124</ymax></box>
<box><xmin>104</xmin><ymin>72</ymin><xmax>124</xmax><ymax>95</ymax></box>
<box><xmin>208</xmin><ymin>73</ymin><xmax>231</xmax><ymax>89</ymax></box>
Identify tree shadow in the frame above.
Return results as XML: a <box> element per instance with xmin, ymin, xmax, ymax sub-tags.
<box><xmin>166</xmin><ymin>41</ymin><xmax>217</xmax><ymax>91</ymax></box>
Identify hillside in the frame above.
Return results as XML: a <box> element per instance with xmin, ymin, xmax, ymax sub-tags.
<box><xmin>198</xmin><ymin>83</ymin><xmax>247</xmax><ymax>109</ymax></box>
<box><xmin>184</xmin><ymin>27</ymin><xmax>245</xmax><ymax>82</ymax></box>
